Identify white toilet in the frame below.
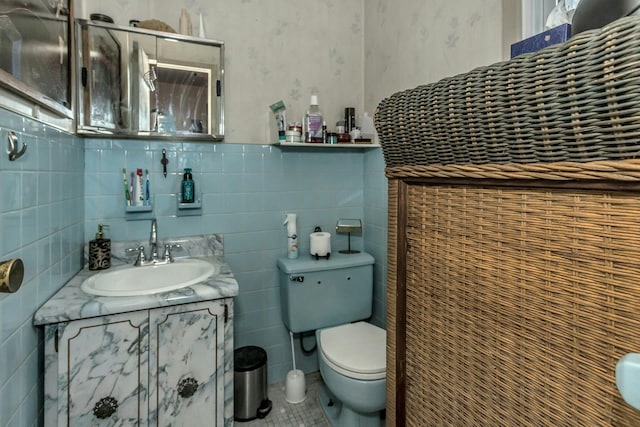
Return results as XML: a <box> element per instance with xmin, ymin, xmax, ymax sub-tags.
<box><xmin>278</xmin><ymin>252</ymin><xmax>386</xmax><ymax>427</ymax></box>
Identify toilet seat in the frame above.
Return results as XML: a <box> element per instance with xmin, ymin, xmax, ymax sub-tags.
<box><xmin>318</xmin><ymin>321</ymin><xmax>386</xmax><ymax>380</ymax></box>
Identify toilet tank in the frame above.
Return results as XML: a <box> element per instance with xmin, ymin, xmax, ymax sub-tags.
<box><xmin>277</xmin><ymin>252</ymin><xmax>374</xmax><ymax>333</ymax></box>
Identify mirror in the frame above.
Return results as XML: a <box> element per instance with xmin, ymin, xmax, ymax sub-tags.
<box><xmin>76</xmin><ymin>19</ymin><xmax>224</xmax><ymax>141</ymax></box>
<box><xmin>0</xmin><ymin>0</ymin><xmax>72</xmax><ymax>119</ymax></box>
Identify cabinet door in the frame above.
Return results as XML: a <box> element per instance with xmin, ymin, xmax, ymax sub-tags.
<box><xmin>57</xmin><ymin>311</ymin><xmax>149</xmax><ymax>426</ymax></box>
<box><xmin>149</xmin><ymin>300</ymin><xmax>225</xmax><ymax>427</ymax></box>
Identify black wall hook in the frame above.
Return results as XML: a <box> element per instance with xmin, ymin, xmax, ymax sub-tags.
<box><xmin>161</xmin><ymin>148</ymin><xmax>169</xmax><ymax>178</ymax></box>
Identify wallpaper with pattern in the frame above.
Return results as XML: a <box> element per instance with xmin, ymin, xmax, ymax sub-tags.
<box><xmin>364</xmin><ymin>0</ymin><xmax>504</xmax><ymax>114</ymax></box>
<box><xmin>77</xmin><ymin>0</ymin><xmax>365</xmax><ymax>143</ymax></box>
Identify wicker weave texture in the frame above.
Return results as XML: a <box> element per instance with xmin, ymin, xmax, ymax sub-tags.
<box><xmin>386</xmin><ymin>181</ymin><xmax>399</xmax><ymax>427</ymax></box>
<box><xmin>401</xmin><ymin>184</ymin><xmax>640</xmax><ymax>426</ymax></box>
<box><xmin>375</xmin><ymin>16</ymin><xmax>640</xmax><ymax>169</ymax></box>
<box><xmin>384</xmin><ymin>159</ymin><xmax>640</xmax><ymax>181</ymax></box>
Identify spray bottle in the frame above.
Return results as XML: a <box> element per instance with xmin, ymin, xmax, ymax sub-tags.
<box><xmin>283</xmin><ymin>213</ymin><xmax>299</xmax><ymax>259</ymax></box>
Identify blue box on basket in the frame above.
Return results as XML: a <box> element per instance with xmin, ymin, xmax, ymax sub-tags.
<box><xmin>510</xmin><ymin>24</ymin><xmax>572</xmax><ymax>58</ymax></box>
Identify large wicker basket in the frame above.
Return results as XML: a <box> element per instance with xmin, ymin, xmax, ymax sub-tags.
<box><xmin>375</xmin><ymin>16</ymin><xmax>640</xmax><ymax>169</ymax></box>
<box><xmin>380</xmin><ymin>15</ymin><xmax>640</xmax><ymax>427</ymax></box>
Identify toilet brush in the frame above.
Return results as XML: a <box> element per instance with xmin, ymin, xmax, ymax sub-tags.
<box><xmin>290</xmin><ymin>330</ymin><xmax>297</xmax><ymax>372</ymax></box>
<box><xmin>285</xmin><ymin>331</ymin><xmax>307</xmax><ymax>403</ymax></box>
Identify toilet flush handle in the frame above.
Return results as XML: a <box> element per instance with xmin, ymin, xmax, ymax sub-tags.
<box><xmin>289</xmin><ymin>275</ymin><xmax>304</xmax><ymax>282</ymax></box>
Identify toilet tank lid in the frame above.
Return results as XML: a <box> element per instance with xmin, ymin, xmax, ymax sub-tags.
<box><xmin>277</xmin><ymin>252</ymin><xmax>374</xmax><ymax>274</ymax></box>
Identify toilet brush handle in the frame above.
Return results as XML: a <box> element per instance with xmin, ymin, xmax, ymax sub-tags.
<box><xmin>290</xmin><ymin>330</ymin><xmax>296</xmax><ymax>371</ymax></box>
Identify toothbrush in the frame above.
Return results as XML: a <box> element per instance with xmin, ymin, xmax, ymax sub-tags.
<box><xmin>130</xmin><ymin>172</ymin><xmax>135</xmax><ymax>205</ymax></box>
<box><xmin>145</xmin><ymin>169</ymin><xmax>150</xmax><ymax>205</ymax></box>
<box><xmin>122</xmin><ymin>168</ymin><xmax>130</xmax><ymax>206</ymax></box>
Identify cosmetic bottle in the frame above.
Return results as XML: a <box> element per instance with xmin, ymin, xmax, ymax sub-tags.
<box><xmin>322</xmin><ymin>121</ymin><xmax>327</xmax><ymax>143</ymax></box>
<box><xmin>89</xmin><ymin>224</ymin><xmax>111</xmax><ymax>271</ymax></box>
<box><xmin>179</xmin><ymin>8</ymin><xmax>192</xmax><ymax>36</ymax></box>
<box><xmin>345</xmin><ymin>107</ymin><xmax>356</xmax><ymax>133</ymax></box>
<box><xmin>304</xmin><ymin>95</ymin><xmax>323</xmax><ymax>143</ymax></box>
<box><xmin>182</xmin><ymin>168</ymin><xmax>195</xmax><ymax>203</ymax></box>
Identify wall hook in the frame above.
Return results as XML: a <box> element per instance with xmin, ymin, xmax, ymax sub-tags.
<box><xmin>161</xmin><ymin>148</ymin><xmax>169</xmax><ymax>178</ymax></box>
<box><xmin>7</xmin><ymin>131</ymin><xmax>27</xmax><ymax>161</ymax></box>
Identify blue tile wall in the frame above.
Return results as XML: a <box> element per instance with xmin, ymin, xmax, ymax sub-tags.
<box><xmin>364</xmin><ymin>149</ymin><xmax>388</xmax><ymax>328</ymax></box>
<box><xmin>84</xmin><ymin>139</ymin><xmax>387</xmax><ymax>383</ymax></box>
<box><xmin>0</xmin><ymin>109</ymin><xmax>84</xmax><ymax>426</ymax></box>
<box><xmin>0</xmin><ymin>108</ymin><xmax>390</xmax><ymax>424</ymax></box>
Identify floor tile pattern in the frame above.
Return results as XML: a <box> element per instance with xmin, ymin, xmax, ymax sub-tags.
<box><xmin>237</xmin><ymin>372</ymin><xmax>330</xmax><ymax>427</ymax></box>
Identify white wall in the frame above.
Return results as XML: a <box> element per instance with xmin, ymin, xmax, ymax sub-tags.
<box><xmin>364</xmin><ymin>0</ymin><xmax>505</xmax><ymax>114</ymax></box>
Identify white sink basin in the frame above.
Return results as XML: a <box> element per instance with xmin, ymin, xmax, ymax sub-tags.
<box><xmin>81</xmin><ymin>259</ymin><xmax>217</xmax><ymax>297</ymax></box>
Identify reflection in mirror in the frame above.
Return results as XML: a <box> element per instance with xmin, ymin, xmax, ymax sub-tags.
<box><xmin>0</xmin><ymin>0</ymin><xmax>72</xmax><ymax>118</ymax></box>
<box><xmin>129</xmin><ymin>31</ymin><xmax>156</xmax><ymax>132</ymax></box>
<box><xmin>154</xmin><ymin>37</ymin><xmax>219</xmax><ymax>136</ymax></box>
<box><xmin>79</xmin><ymin>23</ymin><xmax>124</xmax><ymax>129</ymax></box>
<box><xmin>76</xmin><ymin>19</ymin><xmax>224</xmax><ymax>141</ymax></box>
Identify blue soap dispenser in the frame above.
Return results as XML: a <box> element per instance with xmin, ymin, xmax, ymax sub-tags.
<box><xmin>182</xmin><ymin>168</ymin><xmax>195</xmax><ymax>203</ymax></box>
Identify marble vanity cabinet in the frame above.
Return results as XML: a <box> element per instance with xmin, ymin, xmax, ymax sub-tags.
<box><xmin>34</xmin><ymin>235</ymin><xmax>239</xmax><ymax>427</ymax></box>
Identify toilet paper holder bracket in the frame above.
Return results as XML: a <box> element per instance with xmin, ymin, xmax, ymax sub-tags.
<box><xmin>335</xmin><ymin>218</ymin><xmax>362</xmax><ymax>254</ymax></box>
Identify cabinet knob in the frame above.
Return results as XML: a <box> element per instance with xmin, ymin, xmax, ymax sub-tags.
<box><xmin>93</xmin><ymin>396</ymin><xmax>118</xmax><ymax>419</ymax></box>
<box><xmin>177</xmin><ymin>377</ymin><xmax>199</xmax><ymax>398</ymax></box>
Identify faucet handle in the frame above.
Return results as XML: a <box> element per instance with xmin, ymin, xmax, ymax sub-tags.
<box><xmin>126</xmin><ymin>246</ymin><xmax>147</xmax><ymax>266</ymax></box>
<box><xmin>162</xmin><ymin>243</ymin><xmax>182</xmax><ymax>263</ymax></box>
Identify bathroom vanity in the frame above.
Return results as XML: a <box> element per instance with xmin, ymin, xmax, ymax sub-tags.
<box><xmin>34</xmin><ymin>235</ymin><xmax>238</xmax><ymax>427</ymax></box>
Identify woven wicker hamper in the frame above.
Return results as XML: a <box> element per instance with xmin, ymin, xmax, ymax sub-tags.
<box><xmin>377</xmin><ymin>16</ymin><xmax>640</xmax><ymax>427</ymax></box>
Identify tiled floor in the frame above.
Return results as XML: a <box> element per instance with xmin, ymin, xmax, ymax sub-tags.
<box><xmin>236</xmin><ymin>371</ymin><xmax>330</xmax><ymax>427</ymax></box>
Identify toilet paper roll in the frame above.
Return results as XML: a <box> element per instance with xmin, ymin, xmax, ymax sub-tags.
<box><xmin>310</xmin><ymin>232</ymin><xmax>331</xmax><ymax>257</ymax></box>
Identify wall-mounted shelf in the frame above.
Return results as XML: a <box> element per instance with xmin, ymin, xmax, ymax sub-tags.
<box><xmin>274</xmin><ymin>142</ymin><xmax>380</xmax><ymax>149</ymax></box>
<box><xmin>125</xmin><ymin>201</ymin><xmax>153</xmax><ymax>221</ymax></box>
<box><xmin>177</xmin><ymin>193</ymin><xmax>202</xmax><ymax>216</ymax></box>
<box><xmin>125</xmin><ymin>204</ymin><xmax>152</xmax><ymax>213</ymax></box>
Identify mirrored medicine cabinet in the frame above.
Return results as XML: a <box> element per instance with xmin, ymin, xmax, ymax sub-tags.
<box><xmin>75</xmin><ymin>19</ymin><xmax>224</xmax><ymax>141</ymax></box>
<box><xmin>0</xmin><ymin>0</ymin><xmax>73</xmax><ymax>128</ymax></box>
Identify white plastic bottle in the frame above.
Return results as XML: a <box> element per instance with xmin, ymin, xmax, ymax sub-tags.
<box><xmin>304</xmin><ymin>95</ymin><xmax>323</xmax><ymax>143</ymax></box>
<box><xmin>179</xmin><ymin>9</ymin><xmax>192</xmax><ymax>36</ymax></box>
<box><xmin>283</xmin><ymin>213</ymin><xmax>299</xmax><ymax>259</ymax></box>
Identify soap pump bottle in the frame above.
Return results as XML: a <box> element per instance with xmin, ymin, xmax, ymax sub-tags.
<box><xmin>89</xmin><ymin>224</ymin><xmax>111</xmax><ymax>271</ymax></box>
<box><xmin>182</xmin><ymin>168</ymin><xmax>195</xmax><ymax>203</ymax></box>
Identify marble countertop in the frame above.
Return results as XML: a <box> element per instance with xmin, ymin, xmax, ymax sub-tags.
<box><xmin>33</xmin><ymin>235</ymin><xmax>239</xmax><ymax>325</ymax></box>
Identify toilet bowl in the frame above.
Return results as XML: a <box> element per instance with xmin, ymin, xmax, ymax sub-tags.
<box><xmin>277</xmin><ymin>252</ymin><xmax>385</xmax><ymax>426</ymax></box>
<box><xmin>316</xmin><ymin>321</ymin><xmax>386</xmax><ymax>427</ymax></box>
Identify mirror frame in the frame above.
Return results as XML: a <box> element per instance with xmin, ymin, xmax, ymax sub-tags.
<box><xmin>75</xmin><ymin>19</ymin><xmax>224</xmax><ymax>141</ymax></box>
<box><xmin>0</xmin><ymin>0</ymin><xmax>74</xmax><ymax>131</ymax></box>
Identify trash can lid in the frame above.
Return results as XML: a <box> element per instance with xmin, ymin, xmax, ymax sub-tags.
<box><xmin>234</xmin><ymin>346</ymin><xmax>267</xmax><ymax>372</ymax></box>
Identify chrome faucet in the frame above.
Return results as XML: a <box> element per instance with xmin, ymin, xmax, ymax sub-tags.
<box><xmin>127</xmin><ymin>218</ymin><xmax>179</xmax><ymax>266</ymax></box>
<box><xmin>149</xmin><ymin>218</ymin><xmax>159</xmax><ymax>262</ymax></box>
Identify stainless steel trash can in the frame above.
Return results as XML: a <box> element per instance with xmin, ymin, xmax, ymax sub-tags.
<box><xmin>234</xmin><ymin>346</ymin><xmax>272</xmax><ymax>421</ymax></box>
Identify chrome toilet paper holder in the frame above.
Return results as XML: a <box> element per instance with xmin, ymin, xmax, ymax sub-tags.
<box><xmin>335</xmin><ymin>218</ymin><xmax>362</xmax><ymax>254</ymax></box>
